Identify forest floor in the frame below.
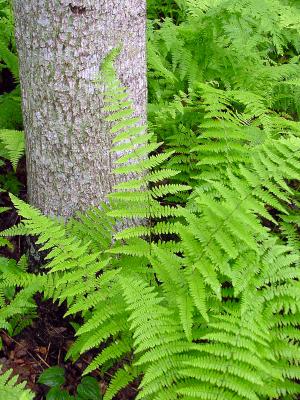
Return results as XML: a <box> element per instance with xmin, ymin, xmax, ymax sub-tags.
<box><xmin>0</xmin><ymin>158</ymin><xmax>137</xmax><ymax>399</ymax></box>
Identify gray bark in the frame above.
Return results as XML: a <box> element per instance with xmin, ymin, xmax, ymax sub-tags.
<box><xmin>13</xmin><ymin>0</ymin><xmax>146</xmax><ymax>218</ymax></box>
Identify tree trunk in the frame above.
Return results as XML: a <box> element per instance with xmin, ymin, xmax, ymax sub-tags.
<box><xmin>13</xmin><ymin>0</ymin><xmax>146</xmax><ymax>218</ymax></box>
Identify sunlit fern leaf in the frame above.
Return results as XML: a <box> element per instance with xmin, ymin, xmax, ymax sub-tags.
<box><xmin>103</xmin><ymin>365</ymin><xmax>139</xmax><ymax>400</ymax></box>
<box><xmin>0</xmin><ymin>368</ymin><xmax>34</xmax><ymax>400</ymax></box>
<box><xmin>0</xmin><ymin>129</ymin><xmax>24</xmax><ymax>170</ymax></box>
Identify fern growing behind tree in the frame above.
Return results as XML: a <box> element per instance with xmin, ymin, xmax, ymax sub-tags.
<box><xmin>1</xmin><ymin>0</ymin><xmax>300</xmax><ymax>398</ymax></box>
<box><xmin>1</xmin><ymin>46</ymin><xmax>300</xmax><ymax>398</ymax></box>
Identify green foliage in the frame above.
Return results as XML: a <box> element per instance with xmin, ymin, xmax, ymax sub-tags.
<box><xmin>0</xmin><ymin>368</ymin><xmax>34</xmax><ymax>400</ymax></box>
<box><xmin>147</xmin><ymin>0</ymin><xmax>185</xmax><ymax>22</ymax></box>
<box><xmin>148</xmin><ymin>0</ymin><xmax>300</xmax><ymax>194</ymax></box>
<box><xmin>0</xmin><ymin>0</ymin><xmax>22</xmax><ymax>130</ymax></box>
<box><xmin>77</xmin><ymin>377</ymin><xmax>102</xmax><ymax>400</ymax></box>
<box><xmin>0</xmin><ymin>1</ymin><xmax>24</xmax><ymax>191</ymax></box>
<box><xmin>0</xmin><ymin>170</ymin><xmax>22</xmax><ymax>194</ymax></box>
<box><xmin>0</xmin><ymin>86</ymin><xmax>22</xmax><ymax>130</ymax></box>
<box><xmin>2</xmin><ymin>48</ymin><xmax>300</xmax><ymax>399</ymax></box>
<box><xmin>38</xmin><ymin>366</ymin><xmax>102</xmax><ymax>400</ymax></box>
<box><xmin>1</xmin><ymin>1</ymin><xmax>300</xmax><ymax>399</ymax></box>
<box><xmin>101</xmin><ymin>48</ymin><xmax>190</xmax><ymax>241</ymax></box>
<box><xmin>0</xmin><ymin>255</ymin><xmax>37</xmax><ymax>333</ymax></box>
<box><xmin>38</xmin><ymin>366</ymin><xmax>65</xmax><ymax>388</ymax></box>
<box><xmin>0</xmin><ymin>129</ymin><xmax>25</xmax><ymax>170</ymax></box>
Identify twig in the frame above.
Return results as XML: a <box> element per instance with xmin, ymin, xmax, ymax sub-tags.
<box><xmin>45</xmin><ymin>342</ymin><xmax>51</xmax><ymax>362</ymax></box>
<box><xmin>35</xmin><ymin>352</ymin><xmax>50</xmax><ymax>368</ymax></box>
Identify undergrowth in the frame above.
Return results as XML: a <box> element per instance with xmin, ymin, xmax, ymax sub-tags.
<box><xmin>0</xmin><ymin>0</ymin><xmax>300</xmax><ymax>399</ymax></box>
<box><xmin>0</xmin><ymin>0</ymin><xmax>24</xmax><ymax>193</ymax></box>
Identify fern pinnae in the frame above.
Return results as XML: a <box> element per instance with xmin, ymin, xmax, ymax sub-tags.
<box><xmin>0</xmin><ymin>368</ymin><xmax>34</xmax><ymax>400</ymax></box>
<box><xmin>1</xmin><ymin>13</ymin><xmax>300</xmax><ymax>397</ymax></box>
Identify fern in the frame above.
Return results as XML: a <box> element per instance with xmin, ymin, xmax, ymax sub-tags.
<box><xmin>0</xmin><ymin>128</ymin><xmax>24</xmax><ymax>170</ymax></box>
<box><xmin>0</xmin><ymin>0</ymin><xmax>22</xmax><ymax>130</ymax></box>
<box><xmin>99</xmin><ymin>49</ymin><xmax>190</xmax><ymax>243</ymax></box>
<box><xmin>0</xmin><ymin>368</ymin><xmax>34</xmax><ymax>400</ymax></box>
<box><xmin>1</xmin><ymin>4</ymin><xmax>300</xmax><ymax>398</ymax></box>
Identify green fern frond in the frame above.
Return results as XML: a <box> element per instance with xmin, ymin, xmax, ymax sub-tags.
<box><xmin>103</xmin><ymin>365</ymin><xmax>138</xmax><ymax>400</ymax></box>
<box><xmin>0</xmin><ymin>369</ymin><xmax>34</xmax><ymax>400</ymax></box>
<box><xmin>0</xmin><ymin>129</ymin><xmax>24</xmax><ymax>170</ymax></box>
